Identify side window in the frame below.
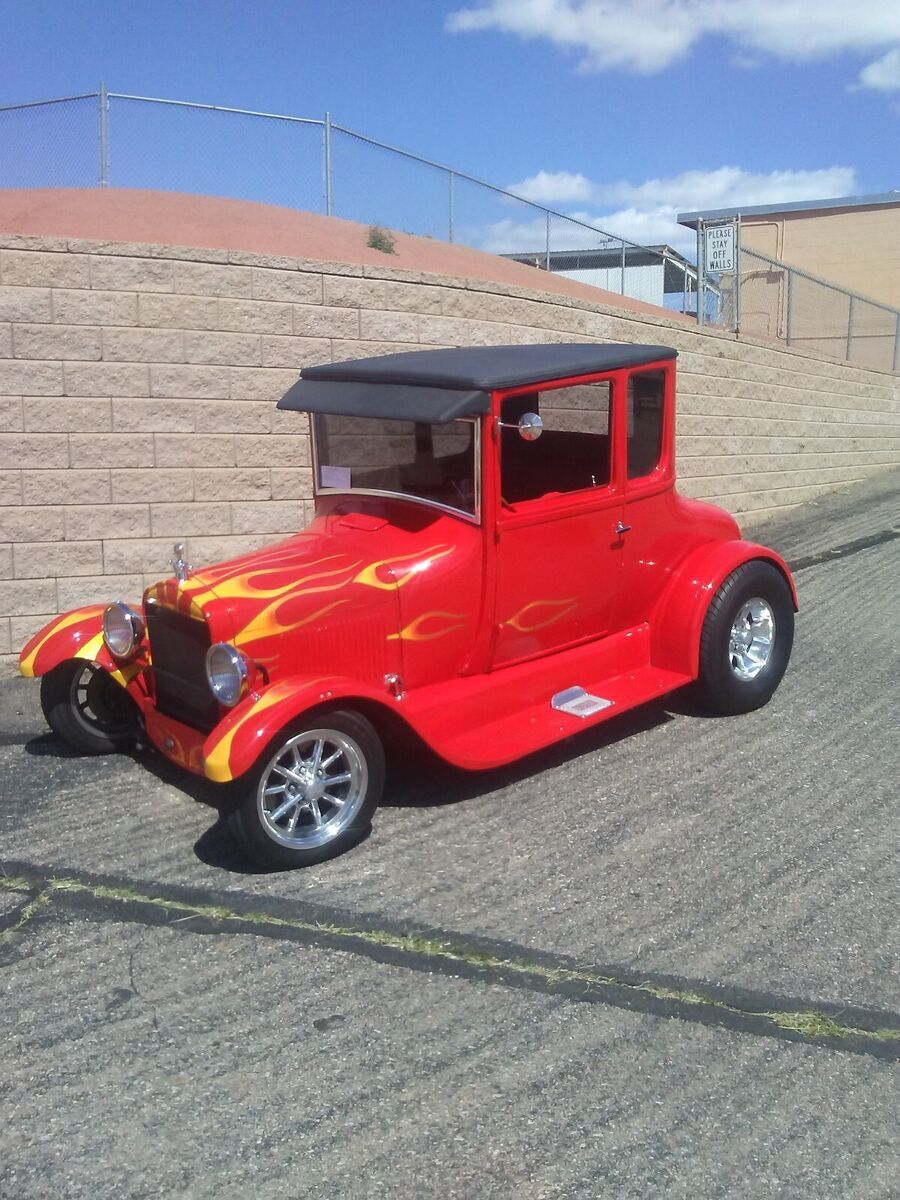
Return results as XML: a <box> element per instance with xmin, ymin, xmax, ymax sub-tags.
<box><xmin>500</xmin><ymin>382</ymin><xmax>611</xmax><ymax>505</ymax></box>
<box><xmin>627</xmin><ymin>370</ymin><xmax>665</xmax><ymax>479</ymax></box>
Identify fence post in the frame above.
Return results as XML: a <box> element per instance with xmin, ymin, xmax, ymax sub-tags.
<box><xmin>324</xmin><ymin>111</ymin><xmax>333</xmax><ymax>216</ymax></box>
<box><xmin>544</xmin><ymin>211</ymin><xmax>550</xmax><ymax>271</ymax></box>
<box><xmin>697</xmin><ymin>221</ymin><xmax>706</xmax><ymax>326</ymax></box>
<box><xmin>785</xmin><ymin>268</ymin><xmax>793</xmax><ymax>346</ymax></box>
<box><xmin>846</xmin><ymin>295</ymin><xmax>854</xmax><ymax>362</ymax></box>
<box><xmin>733</xmin><ymin>216</ymin><xmax>741</xmax><ymax>333</ymax></box>
<box><xmin>660</xmin><ymin>248</ymin><xmax>669</xmax><ymax>309</ymax></box>
<box><xmin>98</xmin><ymin>82</ymin><xmax>109</xmax><ymax>187</ymax></box>
<box><xmin>448</xmin><ymin>171</ymin><xmax>454</xmax><ymax>242</ymax></box>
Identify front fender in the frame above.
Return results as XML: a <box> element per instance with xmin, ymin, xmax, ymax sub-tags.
<box><xmin>18</xmin><ymin>606</ymin><xmax>142</xmax><ymax>689</ymax></box>
<box><xmin>202</xmin><ymin>674</ymin><xmax>394</xmax><ymax>783</ymax></box>
<box><xmin>650</xmin><ymin>540</ymin><xmax>798</xmax><ymax>677</ymax></box>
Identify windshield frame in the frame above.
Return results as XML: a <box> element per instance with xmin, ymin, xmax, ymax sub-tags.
<box><xmin>310</xmin><ymin>413</ymin><xmax>482</xmax><ymax>525</ymax></box>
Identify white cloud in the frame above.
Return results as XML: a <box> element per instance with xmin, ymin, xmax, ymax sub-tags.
<box><xmin>508</xmin><ymin>169</ymin><xmax>593</xmax><ymax>202</ymax></box>
<box><xmin>858</xmin><ymin>47</ymin><xmax>900</xmax><ymax>91</ymax></box>
<box><xmin>474</xmin><ymin>207</ymin><xmax>700</xmax><ymax>258</ymax></box>
<box><xmin>447</xmin><ymin>1</ymin><xmax>900</xmax><ymax>79</ymax></box>
<box><xmin>477</xmin><ymin>215</ymin><xmax>553</xmax><ymax>254</ymax></box>
<box><xmin>595</xmin><ymin>165</ymin><xmax>858</xmax><ymax>210</ymax></box>
<box><xmin>488</xmin><ymin>163</ymin><xmax>859</xmax><ymax>257</ymax></box>
<box><xmin>447</xmin><ymin>0</ymin><xmax>700</xmax><ymax>74</ymax></box>
<box><xmin>586</xmin><ymin>207</ymin><xmax>699</xmax><ymax>254</ymax></box>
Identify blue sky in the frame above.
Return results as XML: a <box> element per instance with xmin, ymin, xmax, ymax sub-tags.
<box><xmin>1</xmin><ymin>1</ymin><xmax>898</xmax><ymax>258</ymax></box>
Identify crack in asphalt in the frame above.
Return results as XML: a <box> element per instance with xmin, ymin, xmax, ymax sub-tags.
<box><xmin>0</xmin><ymin>882</ymin><xmax>50</xmax><ymax>939</ymax></box>
<box><xmin>2</xmin><ymin>863</ymin><xmax>898</xmax><ymax>1061</ymax></box>
<box><xmin>790</xmin><ymin>526</ymin><xmax>899</xmax><ymax>573</ymax></box>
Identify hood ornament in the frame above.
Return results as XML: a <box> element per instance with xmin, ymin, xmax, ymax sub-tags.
<box><xmin>171</xmin><ymin>541</ymin><xmax>192</xmax><ymax>582</ymax></box>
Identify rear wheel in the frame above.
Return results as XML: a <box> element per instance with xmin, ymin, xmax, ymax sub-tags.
<box><xmin>229</xmin><ymin>709</ymin><xmax>385</xmax><ymax>869</ymax></box>
<box><xmin>40</xmin><ymin>660</ymin><xmax>135</xmax><ymax>754</ymax></box>
<box><xmin>695</xmin><ymin>561</ymin><xmax>794</xmax><ymax>715</ymax></box>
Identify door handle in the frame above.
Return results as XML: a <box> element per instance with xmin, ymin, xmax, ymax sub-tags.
<box><xmin>615</xmin><ymin>521</ymin><xmax>632</xmax><ymax>537</ymax></box>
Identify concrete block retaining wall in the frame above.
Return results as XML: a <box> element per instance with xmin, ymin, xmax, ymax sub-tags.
<box><xmin>1</xmin><ymin>233</ymin><xmax>898</xmax><ymax>657</ymax></box>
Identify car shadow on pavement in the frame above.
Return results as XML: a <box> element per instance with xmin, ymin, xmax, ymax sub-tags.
<box><xmin>382</xmin><ymin>696</ymin><xmax>676</xmax><ymax>810</ymax></box>
<box><xmin>23</xmin><ymin>731</ymin><xmax>89</xmax><ymax>759</ymax></box>
<box><xmin>193</xmin><ymin>698</ymin><xmax>679</xmax><ymax>873</ymax></box>
<box><xmin>21</xmin><ymin>694</ymin><xmax>682</xmax><ymax>876</ymax></box>
<box><xmin>194</xmin><ymin>817</ymin><xmax>272</xmax><ymax>873</ymax></box>
<box><xmin>124</xmin><ymin>744</ymin><xmax>270</xmax><ymax>874</ymax></box>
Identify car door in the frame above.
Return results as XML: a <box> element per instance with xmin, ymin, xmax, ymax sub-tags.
<box><xmin>611</xmin><ymin>363</ymin><xmax>683</xmax><ymax>629</ymax></box>
<box><xmin>490</xmin><ymin>375</ymin><xmax>625</xmax><ymax>669</ymax></box>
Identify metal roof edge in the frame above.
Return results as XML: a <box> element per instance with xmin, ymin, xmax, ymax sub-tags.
<box><xmin>501</xmin><ymin>243</ymin><xmax>693</xmax><ymax>264</ymax></box>
<box><xmin>677</xmin><ymin>191</ymin><xmax>900</xmax><ymax>228</ymax></box>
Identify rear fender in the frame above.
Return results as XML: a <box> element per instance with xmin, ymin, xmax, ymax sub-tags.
<box><xmin>202</xmin><ymin>674</ymin><xmax>395</xmax><ymax>783</ymax></box>
<box><xmin>18</xmin><ymin>606</ymin><xmax>143</xmax><ymax>690</ymax></box>
<box><xmin>651</xmin><ymin>540</ymin><xmax>798</xmax><ymax>677</ymax></box>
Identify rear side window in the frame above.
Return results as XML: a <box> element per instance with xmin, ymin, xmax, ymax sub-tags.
<box><xmin>627</xmin><ymin>371</ymin><xmax>665</xmax><ymax>479</ymax></box>
<box><xmin>500</xmin><ymin>382</ymin><xmax>611</xmax><ymax>505</ymax></box>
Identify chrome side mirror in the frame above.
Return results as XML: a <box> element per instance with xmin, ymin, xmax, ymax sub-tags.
<box><xmin>498</xmin><ymin>412</ymin><xmax>543</xmax><ymax>441</ymax></box>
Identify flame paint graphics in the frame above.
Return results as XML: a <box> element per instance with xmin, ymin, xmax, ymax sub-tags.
<box><xmin>19</xmin><ymin>606</ymin><xmax>105</xmax><ymax>676</ymax></box>
<box><xmin>150</xmin><ymin>551</ymin><xmax>359</xmax><ymax>620</ymax></box>
<box><xmin>147</xmin><ymin>715</ymin><xmax>204</xmax><ymax>774</ymax></box>
<box><xmin>148</xmin><ymin>543</ymin><xmax>456</xmax><ymax>652</ymax></box>
<box><xmin>354</xmin><ymin>546</ymin><xmax>454</xmax><ymax>591</ymax></box>
<box><xmin>165</xmin><ymin>729</ymin><xmax>203</xmax><ymax>773</ymax></box>
<box><xmin>203</xmin><ymin>680</ymin><xmax>304</xmax><ymax>782</ymax></box>
<box><xmin>235</xmin><ymin>598</ymin><xmax>350</xmax><ymax>650</ymax></box>
<box><xmin>504</xmin><ymin>598</ymin><xmax>578</xmax><ymax>633</ymax></box>
<box><xmin>388</xmin><ymin>611</ymin><xmax>468</xmax><ymax>643</ymax></box>
<box><xmin>225</xmin><ymin>560</ymin><xmax>363</xmax><ymax>645</ymax></box>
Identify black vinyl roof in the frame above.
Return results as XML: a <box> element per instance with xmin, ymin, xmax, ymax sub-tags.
<box><xmin>278</xmin><ymin>343</ymin><xmax>676</xmax><ymax>423</ymax></box>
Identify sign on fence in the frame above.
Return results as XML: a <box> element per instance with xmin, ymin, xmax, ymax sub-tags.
<box><xmin>704</xmin><ymin>223</ymin><xmax>736</xmax><ymax>273</ymax></box>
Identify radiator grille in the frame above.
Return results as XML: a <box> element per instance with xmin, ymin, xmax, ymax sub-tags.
<box><xmin>146</xmin><ymin>602</ymin><xmax>219</xmax><ymax>732</ymax></box>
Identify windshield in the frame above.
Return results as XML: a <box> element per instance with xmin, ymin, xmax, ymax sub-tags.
<box><xmin>312</xmin><ymin>414</ymin><xmax>478</xmax><ymax>518</ymax></box>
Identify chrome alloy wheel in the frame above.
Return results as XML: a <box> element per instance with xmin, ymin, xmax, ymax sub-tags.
<box><xmin>728</xmin><ymin>597</ymin><xmax>776</xmax><ymax>681</ymax></box>
<box><xmin>256</xmin><ymin>729</ymin><xmax>368</xmax><ymax>850</ymax></box>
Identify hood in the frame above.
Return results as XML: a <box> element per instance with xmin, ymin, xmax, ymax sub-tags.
<box><xmin>144</xmin><ymin>500</ymin><xmax>482</xmax><ymax>684</ymax></box>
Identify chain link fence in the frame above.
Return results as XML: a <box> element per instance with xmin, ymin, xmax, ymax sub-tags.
<box><xmin>0</xmin><ymin>89</ymin><xmax>696</xmax><ymax>314</ymax></box>
<box><xmin>2</xmin><ymin>89</ymin><xmax>896</xmax><ymax>370</ymax></box>
<box><xmin>110</xmin><ymin>95</ymin><xmax>328</xmax><ymax>214</ymax></box>
<box><xmin>0</xmin><ymin>94</ymin><xmax>100</xmax><ymax>188</ymax></box>
<box><xmin>733</xmin><ymin>247</ymin><xmax>899</xmax><ymax>373</ymax></box>
<box><xmin>328</xmin><ymin>123</ymin><xmax>699</xmax><ymax>313</ymax></box>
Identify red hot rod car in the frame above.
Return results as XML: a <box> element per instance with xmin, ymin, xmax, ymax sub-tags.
<box><xmin>20</xmin><ymin>343</ymin><xmax>796</xmax><ymax>868</ymax></box>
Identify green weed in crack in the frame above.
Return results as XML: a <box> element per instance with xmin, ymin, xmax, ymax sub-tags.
<box><xmin>4</xmin><ymin>872</ymin><xmax>899</xmax><ymax>1048</ymax></box>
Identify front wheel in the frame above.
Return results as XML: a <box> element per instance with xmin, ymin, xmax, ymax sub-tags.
<box><xmin>40</xmin><ymin>659</ymin><xmax>135</xmax><ymax>754</ymax></box>
<box><xmin>228</xmin><ymin>709</ymin><xmax>385</xmax><ymax>870</ymax></box>
<box><xmin>694</xmin><ymin>560</ymin><xmax>794</xmax><ymax>715</ymax></box>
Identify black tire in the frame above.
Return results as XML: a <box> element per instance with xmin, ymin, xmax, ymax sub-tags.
<box><xmin>228</xmin><ymin>708</ymin><xmax>385</xmax><ymax>870</ymax></box>
<box><xmin>694</xmin><ymin>560</ymin><xmax>794</xmax><ymax>715</ymax></box>
<box><xmin>40</xmin><ymin>659</ymin><xmax>135</xmax><ymax>754</ymax></box>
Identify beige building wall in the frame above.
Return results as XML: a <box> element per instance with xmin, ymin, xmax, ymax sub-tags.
<box><xmin>740</xmin><ymin>203</ymin><xmax>900</xmax><ymax>308</ymax></box>
<box><xmin>1</xmin><ymin>233</ymin><xmax>899</xmax><ymax>660</ymax></box>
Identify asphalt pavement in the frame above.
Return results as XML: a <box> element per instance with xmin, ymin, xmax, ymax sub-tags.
<box><xmin>1</xmin><ymin>468</ymin><xmax>898</xmax><ymax>1199</ymax></box>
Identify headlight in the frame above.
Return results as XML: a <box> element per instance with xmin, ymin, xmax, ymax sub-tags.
<box><xmin>205</xmin><ymin>644</ymin><xmax>248</xmax><ymax>707</ymax></box>
<box><xmin>102</xmin><ymin>601</ymin><xmax>144</xmax><ymax>659</ymax></box>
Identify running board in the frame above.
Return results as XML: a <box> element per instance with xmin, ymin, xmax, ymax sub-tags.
<box><xmin>403</xmin><ymin>623</ymin><xmax>693</xmax><ymax>770</ymax></box>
